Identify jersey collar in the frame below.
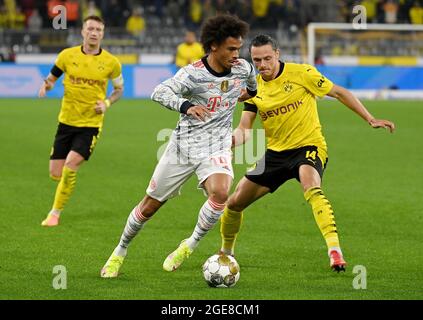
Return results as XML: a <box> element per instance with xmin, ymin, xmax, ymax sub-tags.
<box><xmin>80</xmin><ymin>45</ymin><xmax>102</xmax><ymax>56</ymax></box>
<box><xmin>262</xmin><ymin>61</ymin><xmax>285</xmax><ymax>82</ymax></box>
<box><xmin>202</xmin><ymin>56</ymin><xmax>231</xmax><ymax>78</ymax></box>
<box><xmin>276</xmin><ymin>61</ymin><xmax>285</xmax><ymax>79</ymax></box>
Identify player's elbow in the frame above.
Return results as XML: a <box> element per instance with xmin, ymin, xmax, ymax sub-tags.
<box><xmin>328</xmin><ymin>84</ymin><xmax>347</xmax><ymax>100</ymax></box>
<box><xmin>151</xmin><ymin>83</ymin><xmax>167</xmax><ymax>100</ymax></box>
<box><xmin>115</xmin><ymin>86</ymin><xmax>124</xmax><ymax>95</ymax></box>
<box><xmin>150</xmin><ymin>86</ymin><xmax>160</xmax><ymax>101</ymax></box>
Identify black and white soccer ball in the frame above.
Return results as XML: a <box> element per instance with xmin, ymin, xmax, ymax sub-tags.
<box><xmin>202</xmin><ymin>254</ymin><xmax>240</xmax><ymax>288</ymax></box>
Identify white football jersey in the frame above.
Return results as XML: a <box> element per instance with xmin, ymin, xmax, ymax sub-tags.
<box><xmin>151</xmin><ymin>57</ymin><xmax>257</xmax><ymax>160</ymax></box>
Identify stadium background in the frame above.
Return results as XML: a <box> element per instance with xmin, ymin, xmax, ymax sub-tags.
<box><xmin>0</xmin><ymin>0</ymin><xmax>422</xmax><ymax>300</ymax></box>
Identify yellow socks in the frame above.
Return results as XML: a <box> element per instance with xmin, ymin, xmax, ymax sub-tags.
<box><xmin>220</xmin><ymin>207</ymin><xmax>243</xmax><ymax>255</ymax></box>
<box><xmin>52</xmin><ymin>166</ymin><xmax>77</xmax><ymax>212</ymax></box>
<box><xmin>304</xmin><ymin>187</ymin><xmax>340</xmax><ymax>249</ymax></box>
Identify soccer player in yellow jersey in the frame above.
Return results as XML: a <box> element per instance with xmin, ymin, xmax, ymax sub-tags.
<box><xmin>220</xmin><ymin>35</ymin><xmax>395</xmax><ymax>271</ymax></box>
<box><xmin>175</xmin><ymin>30</ymin><xmax>205</xmax><ymax>68</ymax></box>
<box><xmin>38</xmin><ymin>16</ymin><xmax>124</xmax><ymax>227</ymax></box>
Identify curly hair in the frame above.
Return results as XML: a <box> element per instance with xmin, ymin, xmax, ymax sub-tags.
<box><xmin>200</xmin><ymin>14</ymin><xmax>249</xmax><ymax>53</ymax></box>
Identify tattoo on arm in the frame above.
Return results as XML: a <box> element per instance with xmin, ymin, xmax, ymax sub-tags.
<box><xmin>108</xmin><ymin>87</ymin><xmax>123</xmax><ymax>105</ymax></box>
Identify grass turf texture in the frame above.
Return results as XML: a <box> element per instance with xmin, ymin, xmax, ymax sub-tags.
<box><xmin>0</xmin><ymin>98</ymin><xmax>422</xmax><ymax>300</ymax></box>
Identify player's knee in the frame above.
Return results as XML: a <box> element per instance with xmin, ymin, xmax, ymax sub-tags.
<box><xmin>64</xmin><ymin>159</ymin><xmax>83</xmax><ymax>171</ymax></box>
<box><xmin>208</xmin><ymin>190</ymin><xmax>229</xmax><ymax>205</ymax></box>
<box><xmin>65</xmin><ymin>153</ymin><xmax>85</xmax><ymax>170</ymax></box>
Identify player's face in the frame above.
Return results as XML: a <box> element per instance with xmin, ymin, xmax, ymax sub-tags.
<box><xmin>212</xmin><ymin>36</ymin><xmax>243</xmax><ymax>70</ymax></box>
<box><xmin>185</xmin><ymin>32</ymin><xmax>196</xmax><ymax>45</ymax></box>
<box><xmin>250</xmin><ymin>44</ymin><xmax>280</xmax><ymax>79</ymax></box>
<box><xmin>82</xmin><ymin>20</ymin><xmax>104</xmax><ymax>47</ymax></box>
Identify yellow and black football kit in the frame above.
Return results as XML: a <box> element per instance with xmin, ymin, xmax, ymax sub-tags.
<box><xmin>221</xmin><ymin>62</ymin><xmax>341</xmax><ymax>256</ymax></box>
<box><xmin>244</xmin><ymin>61</ymin><xmax>334</xmax><ymax>192</ymax></box>
<box><xmin>50</xmin><ymin>45</ymin><xmax>122</xmax><ymax>160</ymax></box>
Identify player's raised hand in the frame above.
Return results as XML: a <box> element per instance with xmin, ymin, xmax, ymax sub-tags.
<box><xmin>95</xmin><ymin>100</ymin><xmax>107</xmax><ymax>114</ymax></box>
<box><xmin>369</xmin><ymin>118</ymin><xmax>396</xmax><ymax>133</ymax></box>
<box><xmin>186</xmin><ymin>105</ymin><xmax>211</xmax><ymax>121</ymax></box>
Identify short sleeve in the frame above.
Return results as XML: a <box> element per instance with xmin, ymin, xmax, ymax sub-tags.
<box><xmin>54</xmin><ymin>50</ymin><xmax>67</xmax><ymax>72</ymax></box>
<box><xmin>301</xmin><ymin>64</ymin><xmax>333</xmax><ymax>98</ymax></box>
<box><xmin>243</xmin><ymin>102</ymin><xmax>258</xmax><ymax>113</ymax></box>
<box><xmin>110</xmin><ymin>57</ymin><xmax>122</xmax><ymax>80</ymax></box>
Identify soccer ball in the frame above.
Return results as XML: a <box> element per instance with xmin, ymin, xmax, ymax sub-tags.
<box><xmin>202</xmin><ymin>254</ymin><xmax>240</xmax><ymax>288</ymax></box>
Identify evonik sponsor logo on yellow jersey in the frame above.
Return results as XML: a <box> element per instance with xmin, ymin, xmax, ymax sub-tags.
<box><xmin>69</xmin><ymin>75</ymin><xmax>106</xmax><ymax>87</ymax></box>
<box><xmin>259</xmin><ymin>100</ymin><xmax>303</xmax><ymax>121</ymax></box>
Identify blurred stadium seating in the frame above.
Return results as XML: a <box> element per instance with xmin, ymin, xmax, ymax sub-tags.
<box><xmin>0</xmin><ymin>0</ymin><xmax>366</xmax><ymax>59</ymax></box>
<box><xmin>1</xmin><ymin>0</ymin><xmax>422</xmax><ymax>58</ymax></box>
<box><xmin>1</xmin><ymin>0</ymin><xmax>422</xmax><ymax>98</ymax></box>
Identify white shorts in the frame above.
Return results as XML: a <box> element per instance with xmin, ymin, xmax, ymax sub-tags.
<box><xmin>146</xmin><ymin>144</ymin><xmax>234</xmax><ymax>202</ymax></box>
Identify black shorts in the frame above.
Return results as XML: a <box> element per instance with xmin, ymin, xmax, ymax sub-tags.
<box><xmin>50</xmin><ymin>123</ymin><xmax>101</xmax><ymax>161</ymax></box>
<box><xmin>245</xmin><ymin>145</ymin><xmax>328</xmax><ymax>193</ymax></box>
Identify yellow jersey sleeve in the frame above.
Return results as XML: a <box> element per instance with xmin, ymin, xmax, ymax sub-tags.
<box><xmin>244</xmin><ymin>96</ymin><xmax>255</xmax><ymax>105</ymax></box>
<box><xmin>301</xmin><ymin>64</ymin><xmax>333</xmax><ymax>98</ymax></box>
<box><xmin>110</xmin><ymin>57</ymin><xmax>122</xmax><ymax>80</ymax></box>
<box><xmin>54</xmin><ymin>49</ymin><xmax>68</xmax><ymax>72</ymax></box>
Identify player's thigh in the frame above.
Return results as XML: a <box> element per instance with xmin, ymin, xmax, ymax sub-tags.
<box><xmin>296</xmin><ymin>145</ymin><xmax>327</xmax><ymax>192</ymax></box>
<box><xmin>244</xmin><ymin>150</ymin><xmax>291</xmax><ymax>193</ymax></box>
<box><xmin>71</xmin><ymin>127</ymin><xmax>101</xmax><ymax>162</ymax></box>
<box><xmin>64</xmin><ymin>150</ymin><xmax>85</xmax><ymax>171</ymax></box>
<box><xmin>147</xmin><ymin>152</ymin><xmax>196</xmax><ymax>202</ymax></box>
<box><xmin>196</xmin><ymin>152</ymin><xmax>234</xmax><ymax>199</ymax></box>
<box><xmin>299</xmin><ymin>164</ymin><xmax>322</xmax><ymax>192</ymax></box>
<box><xmin>50</xmin><ymin>123</ymin><xmax>73</xmax><ymax>161</ymax></box>
<box><xmin>228</xmin><ymin>177</ymin><xmax>270</xmax><ymax>212</ymax></box>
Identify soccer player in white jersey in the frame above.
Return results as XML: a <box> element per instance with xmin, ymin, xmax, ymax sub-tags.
<box><xmin>101</xmin><ymin>14</ymin><xmax>257</xmax><ymax>277</ymax></box>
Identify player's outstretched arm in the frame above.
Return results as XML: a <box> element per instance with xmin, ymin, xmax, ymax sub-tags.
<box><xmin>38</xmin><ymin>74</ymin><xmax>58</xmax><ymax>98</ymax></box>
<box><xmin>327</xmin><ymin>84</ymin><xmax>395</xmax><ymax>133</ymax></box>
<box><xmin>232</xmin><ymin>110</ymin><xmax>257</xmax><ymax>147</ymax></box>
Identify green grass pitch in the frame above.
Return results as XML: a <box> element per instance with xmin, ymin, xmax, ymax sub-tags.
<box><xmin>0</xmin><ymin>98</ymin><xmax>422</xmax><ymax>300</ymax></box>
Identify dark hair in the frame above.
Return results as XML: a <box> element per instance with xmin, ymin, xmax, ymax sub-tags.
<box><xmin>249</xmin><ymin>34</ymin><xmax>278</xmax><ymax>53</ymax></box>
<box><xmin>200</xmin><ymin>14</ymin><xmax>249</xmax><ymax>53</ymax></box>
<box><xmin>83</xmin><ymin>15</ymin><xmax>105</xmax><ymax>25</ymax></box>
